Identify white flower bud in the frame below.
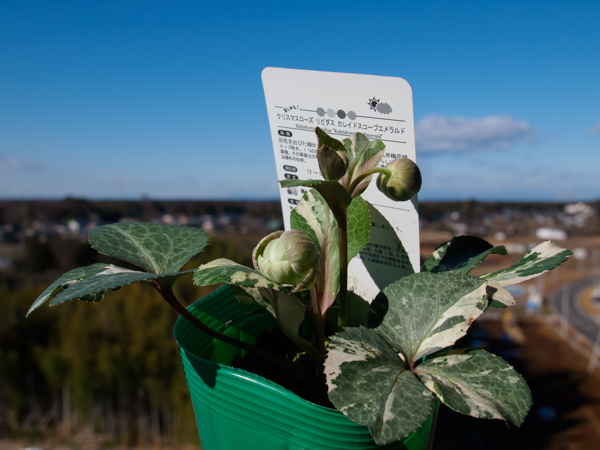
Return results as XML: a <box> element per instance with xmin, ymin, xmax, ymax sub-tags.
<box><xmin>252</xmin><ymin>230</ymin><xmax>320</xmax><ymax>291</ymax></box>
<box><xmin>376</xmin><ymin>158</ymin><xmax>422</xmax><ymax>202</ymax></box>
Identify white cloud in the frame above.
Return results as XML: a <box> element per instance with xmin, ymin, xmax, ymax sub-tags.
<box><xmin>419</xmin><ymin>166</ymin><xmax>600</xmax><ymax>201</ymax></box>
<box><xmin>416</xmin><ymin>114</ymin><xmax>535</xmax><ymax>153</ymax></box>
<box><xmin>588</xmin><ymin>121</ymin><xmax>600</xmax><ymax>135</ymax></box>
<box><xmin>0</xmin><ymin>154</ymin><xmax>43</xmax><ymax>171</ymax></box>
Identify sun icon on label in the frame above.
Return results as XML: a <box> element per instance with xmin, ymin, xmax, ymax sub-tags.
<box><xmin>368</xmin><ymin>97</ymin><xmax>379</xmax><ymax>111</ymax></box>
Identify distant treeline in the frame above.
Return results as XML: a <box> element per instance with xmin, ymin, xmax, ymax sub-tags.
<box><xmin>0</xmin><ymin>198</ymin><xmax>283</xmax><ymax>224</ymax></box>
<box><xmin>0</xmin><ymin>197</ymin><xmax>595</xmax><ymax>224</ymax></box>
<box><xmin>0</xmin><ymin>232</ymin><xmax>259</xmax><ymax>446</ymax></box>
<box><xmin>418</xmin><ymin>199</ymin><xmax>598</xmax><ymax>222</ymax></box>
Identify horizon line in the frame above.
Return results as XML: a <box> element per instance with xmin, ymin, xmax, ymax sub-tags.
<box><xmin>0</xmin><ymin>197</ymin><xmax>597</xmax><ymax>204</ymax></box>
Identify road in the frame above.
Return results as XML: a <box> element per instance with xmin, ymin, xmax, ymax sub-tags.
<box><xmin>550</xmin><ymin>276</ymin><xmax>600</xmax><ymax>342</ymax></box>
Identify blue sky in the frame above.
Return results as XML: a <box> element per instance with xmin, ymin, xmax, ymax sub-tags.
<box><xmin>1</xmin><ymin>1</ymin><xmax>599</xmax><ymax>201</ymax></box>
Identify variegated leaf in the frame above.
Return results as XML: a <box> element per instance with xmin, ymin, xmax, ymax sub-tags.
<box><xmin>280</xmin><ymin>179</ymin><xmax>351</xmax><ymax>219</ymax></box>
<box><xmin>486</xmin><ymin>281</ymin><xmax>515</xmax><ymax>308</ymax></box>
<box><xmin>325</xmin><ymin>327</ymin><xmax>435</xmax><ymax>445</ymax></box>
<box><xmin>260</xmin><ymin>288</ymin><xmax>321</xmax><ymax>359</ymax></box>
<box><xmin>421</xmin><ymin>236</ymin><xmax>507</xmax><ymax>275</ymax></box>
<box><xmin>376</xmin><ymin>272</ymin><xmax>487</xmax><ymax>364</ymax></box>
<box><xmin>89</xmin><ymin>222</ymin><xmax>210</xmax><ymax>274</ymax></box>
<box><xmin>291</xmin><ymin>190</ymin><xmax>369</xmax><ymax>261</ymax></box>
<box><xmin>291</xmin><ymin>190</ymin><xmax>339</xmax><ymax>313</ymax></box>
<box><xmin>482</xmin><ymin>241</ymin><xmax>572</xmax><ymax>286</ymax></box>
<box><xmin>291</xmin><ymin>190</ymin><xmax>335</xmax><ymax>253</ymax></box>
<box><xmin>343</xmin><ymin>132</ymin><xmax>386</xmax><ymax>169</ymax></box>
<box><xmin>229</xmin><ymin>285</ymin><xmax>271</xmax><ymax>308</ymax></box>
<box><xmin>49</xmin><ymin>265</ymin><xmax>194</xmax><ymax>306</ymax></box>
<box><xmin>27</xmin><ymin>263</ymin><xmax>111</xmax><ymax>316</ymax></box>
<box><xmin>290</xmin><ymin>191</ymin><xmax>369</xmax><ymax>316</ymax></box>
<box><xmin>193</xmin><ymin>258</ymin><xmax>285</xmax><ymax>291</ymax></box>
<box><xmin>340</xmin><ymin>133</ymin><xmax>386</xmax><ymax>197</ymax></box>
<box><xmin>416</xmin><ymin>349</ymin><xmax>531</xmax><ymax>426</ymax></box>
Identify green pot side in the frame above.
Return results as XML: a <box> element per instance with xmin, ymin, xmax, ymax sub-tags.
<box><xmin>174</xmin><ymin>285</ymin><xmax>436</xmax><ymax>450</ymax></box>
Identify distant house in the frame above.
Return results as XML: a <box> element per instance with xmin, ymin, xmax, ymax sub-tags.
<box><xmin>561</xmin><ymin>202</ymin><xmax>596</xmax><ymax>227</ymax></box>
<box><xmin>535</xmin><ymin>227</ymin><xmax>567</xmax><ymax>240</ymax></box>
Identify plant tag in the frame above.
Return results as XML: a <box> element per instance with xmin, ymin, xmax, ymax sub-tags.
<box><xmin>262</xmin><ymin>68</ymin><xmax>419</xmax><ymax>302</ymax></box>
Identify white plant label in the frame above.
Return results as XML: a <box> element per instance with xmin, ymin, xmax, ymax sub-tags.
<box><xmin>262</xmin><ymin>68</ymin><xmax>419</xmax><ymax>302</ymax></box>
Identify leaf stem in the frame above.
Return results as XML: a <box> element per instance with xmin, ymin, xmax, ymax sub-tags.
<box><xmin>152</xmin><ymin>280</ymin><xmax>329</xmax><ymax>405</ymax></box>
<box><xmin>348</xmin><ymin>168</ymin><xmax>391</xmax><ymax>197</ymax></box>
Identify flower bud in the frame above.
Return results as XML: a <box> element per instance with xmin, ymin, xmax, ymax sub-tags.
<box><xmin>376</xmin><ymin>158</ymin><xmax>422</xmax><ymax>202</ymax></box>
<box><xmin>253</xmin><ymin>230</ymin><xmax>320</xmax><ymax>291</ymax></box>
<box><xmin>317</xmin><ymin>145</ymin><xmax>348</xmax><ymax>181</ymax></box>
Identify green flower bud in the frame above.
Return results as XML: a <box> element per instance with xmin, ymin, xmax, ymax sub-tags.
<box><xmin>252</xmin><ymin>230</ymin><xmax>320</xmax><ymax>291</ymax></box>
<box><xmin>376</xmin><ymin>158</ymin><xmax>422</xmax><ymax>202</ymax></box>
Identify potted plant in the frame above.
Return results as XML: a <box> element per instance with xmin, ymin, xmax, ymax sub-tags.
<box><xmin>28</xmin><ymin>128</ymin><xmax>571</xmax><ymax>449</ymax></box>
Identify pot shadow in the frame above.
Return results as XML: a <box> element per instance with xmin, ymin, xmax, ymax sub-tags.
<box><xmin>185</xmin><ymin>348</ymin><xmax>218</xmax><ymax>388</ymax></box>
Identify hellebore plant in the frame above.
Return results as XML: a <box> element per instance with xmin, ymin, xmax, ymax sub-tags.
<box><xmin>28</xmin><ymin>127</ymin><xmax>571</xmax><ymax>445</ymax></box>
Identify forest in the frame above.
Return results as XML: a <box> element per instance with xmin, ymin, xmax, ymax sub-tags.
<box><xmin>0</xmin><ymin>229</ymin><xmax>262</xmax><ymax>447</ymax></box>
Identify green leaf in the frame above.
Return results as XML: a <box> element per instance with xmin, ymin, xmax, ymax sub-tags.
<box><xmin>416</xmin><ymin>349</ymin><xmax>531</xmax><ymax>426</ymax></box>
<box><xmin>193</xmin><ymin>258</ymin><xmax>285</xmax><ymax>291</ymax></box>
<box><xmin>49</xmin><ymin>265</ymin><xmax>193</xmax><ymax>306</ymax></box>
<box><xmin>27</xmin><ymin>263</ymin><xmax>111</xmax><ymax>316</ymax></box>
<box><xmin>79</xmin><ymin>292</ymin><xmax>107</xmax><ymax>303</ymax></box>
<box><xmin>279</xmin><ymin>179</ymin><xmax>330</xmax><ymax>188</ymax></box>
<box><xmin>377</xmin><ymin>272</ymin><xmax>487</xmax><ymax>364</ymax></box>
<box><xmin>346</xmin><ymin>196</ymin><xmax>370</xmax><ymax>260</ymax></box>
<box><xmin>421</xmin><ymin>236</ymin><xmax>507</xmax><ymax>275</ymax></box>
<box><xmin>482</xmin><ymin>241</ymin><xmax>572</xmax><ymax>286</ymax></box>
<box><xmin>325</xmin><ymin>327</ymin><xmax>435</xmax><ymax>444</ymax></box>
<box><xmin>89</xmin><ymin>222</ymin><xmax>210</xmax><ymax>274</ymax></box>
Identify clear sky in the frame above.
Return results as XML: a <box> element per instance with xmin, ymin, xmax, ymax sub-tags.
<box><xmin>1</xmin><ymin>1</ymin><xmax>599</xmax><ymax>201</ymax></box>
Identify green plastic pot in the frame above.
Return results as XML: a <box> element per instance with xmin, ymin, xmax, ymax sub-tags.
<box><xmin>174</xmin><ymin>285</ymin><xmax>435</xmax><ymax>450</ymax></box>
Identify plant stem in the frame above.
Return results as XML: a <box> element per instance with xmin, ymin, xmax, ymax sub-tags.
<box><xmin>424</xmin><ymin>403</ymin><xmax>439</xmax><ymax>450</ymax></box>
<box><xmin>152</xmin><ymin>280</ymin><xmax>328</xmax><ymax>405</ymax></box>
<box><xmin>311</xmin><ymin>285</ymin><xmax>326</xmax><ymax>357</ymax></box>
<box><xmin>347</xmin><ymin>167</ymin><xmax>390</xmax><ymax>197</ymax></box>
<box><xmin>337</xmin><ymin>211</ymin><xmax>348</xmax><ymax>331</ymax></box>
